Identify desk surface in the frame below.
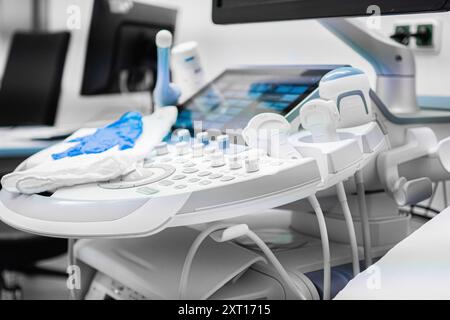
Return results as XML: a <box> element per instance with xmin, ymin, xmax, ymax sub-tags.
<box><xmin>0</xmin><ymin>139</ymin><xmax>55</xmax><ymax>158</ymax></box>
<box><xmin>0</xmin><ymin>139</ymin><xmax>56</xmax><ymax>177</ymax></box>
<box><xmin>0</xmin><ymin>126</ymin><xmax>72</xmax><ymax>158</ymax></box>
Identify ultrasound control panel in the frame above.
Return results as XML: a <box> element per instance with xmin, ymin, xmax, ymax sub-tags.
<box><xmin>53</xmin><ymin>129</ymin><xmax>321</xmax><ymax>220</ymax></box>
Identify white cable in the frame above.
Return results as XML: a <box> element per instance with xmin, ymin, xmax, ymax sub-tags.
<box><xmin>355</xmin><ymin>170</ymin><xmax>373</xmax><ymax>268</ymax></box>
<box><xmin>307</xmin><ymin>195</ymin><xmax>331</xmax><ymax>300</ymax></box>
<box><xmin>244</xmin><ymin>229</ymin><xmax>307</xmax><ymax>300</ymax></box>
<box><xmin>427</xmin><ymin>182</ymin><xmax>438</xmax><ymax>208</ymax></box>
<box><xmin>443</xmin><ymin>181</ymin><xmax>448</xmax><ymax>208</ymax></box>
<box><xmin>178</xmin><ymin>223</ymin><xmax>234</xmax><ymax>300</ymax></box>
<box><xmin>178</xmin><ymin>223</ymin><xmax>307</xmax><ymax>300</ymax></box>
<box><xmin>336</xmin><ymin>182</ymin><xmax>360</xmax><ymax>276</ymax></box>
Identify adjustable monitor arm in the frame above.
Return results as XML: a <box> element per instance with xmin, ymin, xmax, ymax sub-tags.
<box><xmin>320</xmin><ymin>18</ymin><xmax>419</xmax><ymax>114</ymax></box>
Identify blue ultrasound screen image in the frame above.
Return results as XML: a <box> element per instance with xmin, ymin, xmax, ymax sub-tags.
<box><xmin>175</xmin><ymin>67</ymin><xmax>330</xmax><ymax>132</ymax></box>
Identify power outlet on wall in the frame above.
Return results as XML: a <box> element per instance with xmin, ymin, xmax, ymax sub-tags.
<box><xmin>392</xmin><ymin>19</ymin><xmax>442</xmax><ymax>54</ymax></box>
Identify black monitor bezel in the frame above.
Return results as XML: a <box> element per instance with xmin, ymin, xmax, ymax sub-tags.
<box><xmin>212</xmin><ymin>0</ymin><xmax>450</xmax><ymax>24</ymax></box>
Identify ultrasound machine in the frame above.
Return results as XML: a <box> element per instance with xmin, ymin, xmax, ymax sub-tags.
<box><xmin>1</xmin><ymin>0</ymin><xmax>450</xmax><ymax>300</ymax></box>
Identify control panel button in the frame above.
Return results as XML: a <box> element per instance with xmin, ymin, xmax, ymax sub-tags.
<box><xmin>245</xmin><ymin>158</ymin><xmax>260</xmax><ymax>173</ymax></box>
<box><xmin>176</xmin><ymin>141</ymin><xmax>189</xmax><ymax>156</ymax></box>
<box><xmin>228</xmin><ymin>155</ymin><xmax>242</xmax><ymax>170</ymax></box>
<box><xmin>196</xmin><ymin>132</ymin><xmax>209</xmax><ymax>145</ymax></box>
<box><xmin>183</xmin><ymin>168</ymin><xmax>199</xmax><ymax>174</ymax></box>
<box><xmin>159</xmin><ymin>180</ymin><xmax>174</xmax><ymax>186</ymax></box>
<box><xmin>211</xmin><ymin>152</ymin><xmax>225</xmax><ymax>167</ymax></box>
<box><xmin>183</xmin><ymin>162</ymin><xmax>196</xmax><ymax>168</ymax></box>
<box><xmin>174</xmin><ymin>184</ymin><xmax>187</xmax><ymax>190</ymax></box>
<box><xmin>220</xmin><ymin>176</ymin><xmax>235</xmax><ymax>182</ymax></box>
<box><xmin>136</xmin><ymin>187</ymin><xmax>159</xmax><ymax>195</ymax></box>
<box><xmin>217</xmin><ymin>134</ymin><xmax>230</xmax><ymax>151</ymax></box>
<box><xmin>199</xmin><ymin>180</ymin><xmax>212</xmax><ymax>185</ymax></box>
<box><xmin>209</xmin><ymin>173</ymin><xmax>223</xmax><ymax>179</ymax></box>
<box><xmin>97</xmin><ymin>183</ymin><xmax>122</xmax><ymax>190</ymax></box>
<box><xmin>176</xmin><ymin>129</ymin><xmax>191</xmax><ymax>142</ymax></box>
<box><xmin>155</xmin><ymin>142</ymin><xmax>169</xmax><ymax>156</ymax></box>
<box><xmin>188</xmin><ymin>178</ymin><xmax>201</xmax><ymax>183</ymax></box>
<box><xmin>172</xmin><ymin>174</ymin><xmax>187</xmax><ymax>181</ymax></box>
<box><xmin>192</xmin><ymin>143</ymin><xmax>204</xmax><ymax>158</ymax></box>
<box><xmin>198</xmin><ymin>171</ymin><xmax>212</xmax><ymax>177</ymax></box>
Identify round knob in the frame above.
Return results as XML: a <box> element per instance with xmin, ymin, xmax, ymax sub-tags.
<box><xmin>217</xmin><ymin>134</ymin><xmax>230</xmax><ymax>151</ymax></box>
<box><xmin>196</xmin><ymin>132</ymin><xmax>209</xmax><ymax>145</ymax></box>
<box><xmin>176</xmin><ymin>129</ymin><xmax>191</xmax><ymax>143</ymax></box>
<box><xmin>211</xmin><ymin>152</ymin><xmax>225</xmax><ymax>167</ymax></box>
<box><xmin>228</xmin><ymin>155</ymin><xmax>242</xmax><ymax>170</ymax></box>
<box><xmin>155</xmin><ymin>142</ymin><xmax>169</xmax><ymax>156</ymax></box>
<box><xmin>192</xmin><ymin>143</ymin><xmax>204</xmax><ymax>158</ymax></box>
<box><xmin>176</xmin><ymin>141</ymin><xmax>189</xmax><ymax>156</ymax></box>
<box><xmin>245</xmin><ymin>158</ymin><xmax>259</xmax><ymax>173</ymax></box>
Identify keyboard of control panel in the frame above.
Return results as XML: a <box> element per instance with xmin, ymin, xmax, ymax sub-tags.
<box><xmin>98</xmin><ymin>132</ymin><xmax>287</xmax><ymax>196</ymax></box>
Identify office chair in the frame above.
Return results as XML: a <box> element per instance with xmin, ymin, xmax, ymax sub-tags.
<box><xmin>0</xmin><ymin>31</ymin><xmax>71</xmax><ymax>299</ymax></box>
<box><xmin>0</xmin><ymin>223</ymin><xmax>68</xmax><ymax>299</ymax></box>
<box><xmin>0</xmin><ymin>31</ymin><xmax>70</xmax><ymax>126</ymax></box>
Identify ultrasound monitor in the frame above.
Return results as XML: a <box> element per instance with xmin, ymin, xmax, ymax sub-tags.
<box><xmin>175</xmin><ymin>65</ymin><xmax>339</xmax><ymax>133</ymax></box>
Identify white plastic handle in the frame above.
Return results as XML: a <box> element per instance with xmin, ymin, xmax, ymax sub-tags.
<box><xmin>393</xmin><ymin>177</ymin><xmax>433</xmax><ymax>206</ymax></box>
<box><xmin>429</xmin><ymin>137</ymin><xmax>450</xmax><ymax>173</ymax></box>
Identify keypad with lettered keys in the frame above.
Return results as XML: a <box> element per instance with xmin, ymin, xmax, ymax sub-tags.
<box><xmin>93</xmin><ymin>132</ymin><xmax>320</xmax><ymax>204</ymax></box>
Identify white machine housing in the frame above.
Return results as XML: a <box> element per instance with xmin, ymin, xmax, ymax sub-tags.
<box><xmin>0</xmin><ymin>140</ymin><xmax>322</xmax><ymax>238</ymax></box>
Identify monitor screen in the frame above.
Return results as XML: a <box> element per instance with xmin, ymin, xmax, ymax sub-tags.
<box><xmin>81</xmin><ymin>0</ymin><xmax>177</xmax><ymax>95</ymax></box>
<box><xmin>175</xmin><ymin>66</ymin><xmax>338</xmax><ymax>133</ymax></box>
<box><xmin>212</xmin><ymin>0</ymin><xmax>450</xmax><ymax>24</ymax></box>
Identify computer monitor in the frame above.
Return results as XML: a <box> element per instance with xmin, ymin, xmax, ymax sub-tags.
<box><xmin>212</xmin><ymin>0</ymin><xmax>450</xmax><ymax>24</ymax></box>
<box><xmin>0</xmin><ymin>32</ymin><xmax>70</xmax><ymax>126</ymax></box>
<box><xmin>81</xmin><ymin>0</ymin><xmax>177</xmax><ymax>95</ymax></box>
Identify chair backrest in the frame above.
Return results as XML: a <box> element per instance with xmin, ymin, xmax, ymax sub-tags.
<box><xmin>0</xmin><ymin>32</ymin><xmax>70</xmax><ymax>126</ymax></box>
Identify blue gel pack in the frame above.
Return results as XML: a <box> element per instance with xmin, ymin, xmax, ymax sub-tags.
<box><xmin>52</xmin><ymin>112</ymin><xmax>143</xmax><ymax>160</ymax></box>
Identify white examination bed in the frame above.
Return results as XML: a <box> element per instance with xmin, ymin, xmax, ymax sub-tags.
<box><xmin>335</xmin><ymin>207</ymin><xmax>450</xmax><ymax>299</ymax></box>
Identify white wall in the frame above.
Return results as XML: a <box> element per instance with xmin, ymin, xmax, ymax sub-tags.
<box><xmin>0</xmin><ymin>0</ymin><xmax>34</xmax><ymax>83</ymax></box>
<box><xmin>0</xmin><ymin>0</ymin><xmax>448</xmax><ymax>116</ymax></box>
<box><xmin>46</xmin><ymin>0</ymin><xmax>151</xmax><ymax>125</ymax></box>
<box><xmin>0</xmin><ymin>0</ymin><xmax>152</xmax><ymax>125</ymax></box>
<box><xmin>146</xmin><ymin>0</ymin><xmax>450</xmax><ymax>97</ymax></box>
<box><xmin>147</xmin><ymin>0</ymin><xmax>374</xmax><ymax>84</ymax></box>
<box><xmin>379</xmin><ymin>12</ymin><xmax>450</xmax><ymax>97</ymax></box>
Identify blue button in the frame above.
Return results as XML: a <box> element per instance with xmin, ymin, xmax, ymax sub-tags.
<box><xmin>217</xmin><ymin>135</ymin><xmax>230</xmax><ymax>151</ymax></box>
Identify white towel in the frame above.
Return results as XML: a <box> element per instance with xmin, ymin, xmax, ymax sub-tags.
<box><xmin>1</xmin><ymin>107</ymin><xmax>177</xmax><ymax>194</ymax></box>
